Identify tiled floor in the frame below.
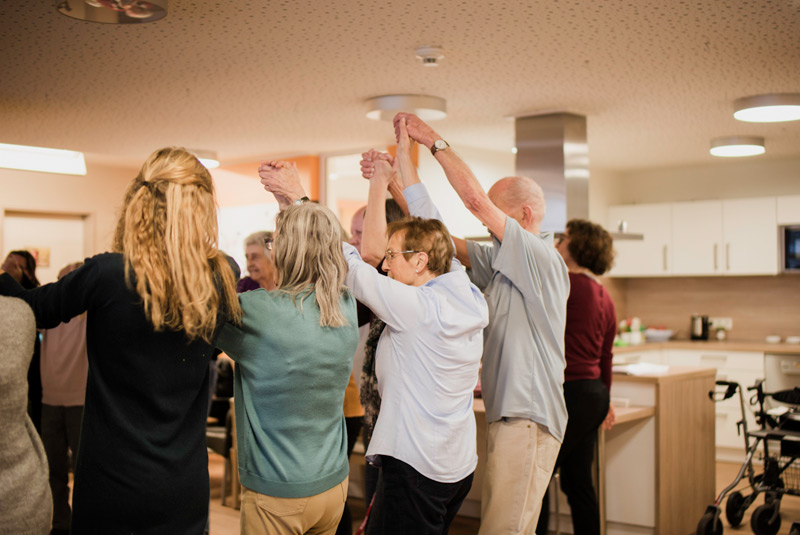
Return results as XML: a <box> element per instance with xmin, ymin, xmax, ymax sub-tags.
<box><xmin>208</xmin><ymin>453</ymin><xmax>800</xmax><ymax>535</ymax></box>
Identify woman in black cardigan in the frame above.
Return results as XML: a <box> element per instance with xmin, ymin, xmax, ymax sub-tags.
<box><xmin>0</xmin><ymin>147</ymin><xmax>242</xmax><ymax>535</ymax></box>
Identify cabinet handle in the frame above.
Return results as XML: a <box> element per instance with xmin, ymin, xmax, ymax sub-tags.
<box><xmin>701</xmin><ymin>354</ymin><xmax>727</xmax><ymax>362</ymax></box>
<box><xmin>726</xmin><ymin>243</ymin><xmax>730</xmax><ymax>271</ymax></box>
<box><xmin>713</xmin><ymin>244</ymin><xmax>718</xmax><ymax>271</ymax></box>
<box><xmin>663</xmin><ymin>245</ymin><xmax>668</xmax><ymax>271</ymax></box>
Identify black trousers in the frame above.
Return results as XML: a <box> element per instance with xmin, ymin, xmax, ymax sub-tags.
<box><xmin>537</xmin><ymin>378</ymin><xmax>610</xmax><ymax>535</ymax></box>
<box><xmin>366</xmin><ymin>456</ymin><xmax>473</xmax><ymax>535</ymax></box>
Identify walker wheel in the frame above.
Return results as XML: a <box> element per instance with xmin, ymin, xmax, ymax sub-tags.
<box><xmin>725</xmin><ymin>491</ymin><xmax>746</xmax><ymax>527</ymax></box>
<box><xmin>750</xmin><ymin>503</ymin><xmax>781</xmax><ymax>535</ymax></box>
<box><xmin>697</xmin><ymin>511</ymin><xmax>723</xmax><ymax>535</ymax></box>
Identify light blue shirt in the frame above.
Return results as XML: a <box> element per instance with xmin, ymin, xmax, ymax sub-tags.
<box><xmin>466</xmin><ymin>219</ymin><xmax>570</xmax><ymax>441</ymax></box>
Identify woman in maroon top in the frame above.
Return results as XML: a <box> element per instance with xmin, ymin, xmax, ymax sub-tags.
<box><xmin>537</xmin><ymin>219</ymin><xmax>617</xmax><ymax>535</ymax></box>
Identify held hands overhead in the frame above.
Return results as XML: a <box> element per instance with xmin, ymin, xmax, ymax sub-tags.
<box><xmin>258</xmin><ymin>160</ymin><xmax>307</xmax><ymax>209</ymax></box>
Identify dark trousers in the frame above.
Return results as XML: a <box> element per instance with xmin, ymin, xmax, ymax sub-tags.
<box><xmin>366</xmin><ymin>456</ymin><xmax>473</xmax><ymax>535</ymax></box>
<box><xmin>41</xmin><ymin>404</ymin><xmax>84</xmax><ymax>530</ymax></box>
<box><xmin>336</xmin><ymin>416</ymin><xmax>363</xmax><ymax>535</ymax></box>
<box><xmin>537</xmin><ymin>379</ymin><xmax>609</xmax><ymax>535</ymax></box>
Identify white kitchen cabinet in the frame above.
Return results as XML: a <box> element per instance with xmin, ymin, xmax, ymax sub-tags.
<box><xmin>607</xmin><ymin>204</ymin><xmax>671</xmax><ymax>277</ymax></box>
<box><xmin>777</xmin><ymin>195</ymin><xmax>800</xmax><ymax>225</ymax></box>
<box><xmin>609</xmin><ymin>197</ymin><xmax>778</xmax><ymax>277</ymax></box>
<box><xmin>672</xmin><ymin>200</ymin><xmax>723</xmax><ymax>275</ymax></box>
<box><xmin>722</xmin><ymin>197</ymin><xmax>779</xmax><ymax>275</ymax></box>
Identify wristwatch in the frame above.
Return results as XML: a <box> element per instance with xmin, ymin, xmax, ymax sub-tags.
<box><xmin>430</xmin><ymin>139</ymin><xmax>449</xmax><ymax>156</ymax></box>
<box><xmin>293</xmin><ymin>196</ymin><xmax>310</xmax><ymax>206</ymax></box>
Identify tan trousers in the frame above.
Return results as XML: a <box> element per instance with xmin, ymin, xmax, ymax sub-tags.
<box><xmin>479</xmin><ymin>418</ymin><xmax>561</xmax><ymax>535</ymax></box>
<box><xmin>240</xmin><ymin>478</ymin><xmax>348</xmax><ymax>535</ymax></box>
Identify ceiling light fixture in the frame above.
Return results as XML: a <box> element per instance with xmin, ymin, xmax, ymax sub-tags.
<box><xmin>57</xmin><ymin>0</ymin><xmax>168</xmax><ymax>24</ymax></box>
<box><xmin>734</xmin><ymin>93</ymin><xmax>800</xmax><ymax>123</ymax></box>
<box><xmin>415</xmin><ymin>46</ymin><xmax>445</xmax><ymax>67</ymax></box>
<box><xmin>191</xmin><ymin>149</ymin><xmax>220</xmax><ymax>169</ymax></box>
<box><xmin>365</xmin><ymin>94</ymin><xmax>447</xmax><ymax>121</ymax></box>
<box><xmin>709</xmin><ymin>136</ymin><xmax>765</xmax><ymax>158</ymax></box>
<box><xmin>0</xmin><ymin>143</ymin><xmax>87</xmax><ymax>175</ymax></box>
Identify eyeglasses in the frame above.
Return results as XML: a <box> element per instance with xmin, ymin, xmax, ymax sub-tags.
<box><xmin>384</xmin><ymin>249</ymin><xmax>420</xmax><ymax>261</ymax></box>
<box><xmin>263</xmin><ymin>238</ymin><xmax>273</xmax><ymax>251</ymax></box>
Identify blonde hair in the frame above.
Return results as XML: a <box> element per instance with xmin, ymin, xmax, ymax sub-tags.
<box><xmin>272</xmin><ymin>203</ymin><xmax>349</xmax><ymax>327</ymax></box>
<box><xmin>112</xmin><ymin>147</ymin><xmax>242</xmax><ymax>343</ymax></box>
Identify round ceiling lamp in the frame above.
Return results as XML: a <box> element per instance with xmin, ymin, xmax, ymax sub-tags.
<box><xmin>191</xmin><ymin>149</ymin><xmax>220</xmax><ymax>169</ymax></box>
<box><xmin>57</xmin><ymin>0</ymin><xmax>167</xmax><ymax>24</ymax></box>
<box><xmin>709</xmin><ymin>136</ymin><xmax>765</xmax><ymax>158</ymax></box>
<box><xmin>365</xmin><ymin>95</ymin><xmax>447</xmax><ymax>121</ymax></box>
<box><xmin>733</xmin><ymin>93</ymin><xmax>800</xmax><ymax>123</ymax></box>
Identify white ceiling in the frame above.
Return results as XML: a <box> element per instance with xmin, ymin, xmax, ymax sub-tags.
<box><xmin>2</xmin><ymin>0</ymin><xmax>799</xmax><ymax>171</ymax></box>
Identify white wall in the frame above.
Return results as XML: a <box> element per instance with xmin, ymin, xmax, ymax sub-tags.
<box><xmin>0</xmin><ymin>162</ymin><xmax>136</xmax><ymax>260</ymax></box>
<box><xmin>614</xmin><ymin>156</ymin><xmax>800</xmax><ymax>205</ymax></box>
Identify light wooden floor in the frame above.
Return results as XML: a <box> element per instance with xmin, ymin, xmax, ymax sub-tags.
<box><xmin>208</xmin><ymin>454</ymin><xmax>800</xmax><ymax>535</ymax></box>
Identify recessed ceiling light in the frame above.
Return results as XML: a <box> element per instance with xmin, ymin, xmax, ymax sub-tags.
<box><xmin>0</xmin><ymin>143</ymin><xmax>87</xmax><ymax>175</ymax></box>
<box><xmin>733</xmin><ymin>94</ymin><xmax>800</xmax><ymax>123</ymax></box>
<box><xmin>191</xmin><ymin>149</ymin><xmax>220</xmax><ymax>169</ymax></box>
<box><xmin>709</xmin><ymin>136</ymin><xmax>765</xmax><ymax>158</ymax></box>
<box><xmin>365</xmin><ymin>95</ymin><xmax>447</xmax><ymax>121</ymax></box>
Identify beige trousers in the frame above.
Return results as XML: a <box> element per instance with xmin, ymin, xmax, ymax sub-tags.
<box><xmin>240</xmin><ymin>477</ymin><xmax>348</xmax><ymax>535</ymax></box>
<box><xmin>479</xmin><ymin>418</ymin><xmax>561</xmax><ymax>535</ymax></box>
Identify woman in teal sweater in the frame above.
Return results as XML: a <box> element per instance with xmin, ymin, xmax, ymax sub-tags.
<box><xmin>217</xmin><ymin>198</ymin><xmax>359</xmax><ymax>535</ymax></box>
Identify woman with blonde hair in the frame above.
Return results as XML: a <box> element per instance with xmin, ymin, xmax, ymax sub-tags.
<box><xmin>216</xmin><ymin>176</ymin><xmax>358</xmax><ymax>535</ymax></box>
<box><xmin>0</xmin><ymin>147</ymin><xmax>242</xmax><ymax>535</ymax></box>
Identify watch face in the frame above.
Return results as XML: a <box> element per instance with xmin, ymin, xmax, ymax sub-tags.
<box><xmin>434</xmin><ymin>140</ymin><xmax>447</xmax><ymax>150</ymax></box>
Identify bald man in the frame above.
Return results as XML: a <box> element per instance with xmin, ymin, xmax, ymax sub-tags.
<box><xmin>394</xmin><ymin>113</ymin><xmax>570</xmax><ymax>535</ymax></box>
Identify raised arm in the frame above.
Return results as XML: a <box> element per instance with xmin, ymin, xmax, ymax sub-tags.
<box><xmin>258</xmin><ymin>160</ymin><xmax>307</xmax><ymax>209</ymax></box>
<box><xmin>394</xmin><ymin>113</ymin><xmax>508</xmax><ymax>242</ymax></box>
<box><xmin>359</xmin><ymin>150</ymin><xmax>395</xmax><ymax>267</ymax></box>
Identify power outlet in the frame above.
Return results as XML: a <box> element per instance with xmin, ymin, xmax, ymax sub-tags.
<box><xmin>709</xmin><ymin>317</ymin><xmax>733</xmax><ymax>331</ymax></box>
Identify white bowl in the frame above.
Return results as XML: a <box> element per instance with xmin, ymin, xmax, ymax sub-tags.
<box><xmin>766</xmin><ymin>335</ymin><xmax>782</xmax><ymax>344</ymax></box>
<box><xmin>644</xmin><ymin>328</ymin><xmax>674</xmax><ymax>342</ymax></box>
<box><xmin>786</xmin><ymin>336</ymin><xmax>800</xmax><ymax>345</ymax></box>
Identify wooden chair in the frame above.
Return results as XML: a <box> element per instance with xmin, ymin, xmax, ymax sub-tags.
<box><xmin>227</xmin><ymin>396</ymin><xmax>241</xmax><ymax>509</ymax></box>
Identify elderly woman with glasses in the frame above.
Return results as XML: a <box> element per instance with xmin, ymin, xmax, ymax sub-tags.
<box><xmin>236</xmin><ymin>231</ymin><xmax>277</xmax><ymax>292</ymax></box>
<box><xmin>260</xmin><ymin>154</ymin><xmax>488</xmax><ymax>535</ymax></box>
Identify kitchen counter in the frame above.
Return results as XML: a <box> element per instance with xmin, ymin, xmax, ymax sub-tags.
<box><xmin>613</xmin><ymin>340</ymin><xmax>800</xmax><ymax>355</ymax></box>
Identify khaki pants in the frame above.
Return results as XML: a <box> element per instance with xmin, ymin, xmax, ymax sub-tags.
<box><xmin>479</xmin><ymin>418</ymin><xmax>561</xmax><ymax>535</ymax></box>
<box><xmin>240</xmin><ymin>478</ymin><xmax>348</xmax><ymax>535</ymax></box>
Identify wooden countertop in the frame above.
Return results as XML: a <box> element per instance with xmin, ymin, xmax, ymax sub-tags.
<box><xmin>612</xmin><ymin>365</ymin><xmax>716</xmax><ymax>383</ymax></box>
<box><xmin>613</xmin><ymin>340</ymin><xmax>800</xmax><ymax>355</ymax></box>
<box><xmin>614</xmin><ymin>405</ymin><xmax>655</xmax><ymax>424</ymax></box>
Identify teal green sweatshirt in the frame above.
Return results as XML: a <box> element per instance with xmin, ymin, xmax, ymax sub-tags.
<box><xmin>216</xmin><ymin>288</ymin><xmax>358</xmax><ymax>498</ymax></box>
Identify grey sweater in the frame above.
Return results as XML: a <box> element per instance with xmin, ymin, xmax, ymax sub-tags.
<box><xmin>0</xmin><ymin>296</ymin><xmax>51</xmax><ymax>535</ymax></box>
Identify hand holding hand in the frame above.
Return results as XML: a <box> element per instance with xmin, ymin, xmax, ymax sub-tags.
<box><xmin>258</xmin><ymin>160</ymin><xmax>307</xmax><ymax>209</ymax></box>
<box><xmin>360</xmin><ymin>149</ymin><xmax>395</xmax><ymax>186</ymax></box>
<box><xmin>394</xmin><ymin>113</ymin><xmax>439</xmax><ymax>150</ymax></box>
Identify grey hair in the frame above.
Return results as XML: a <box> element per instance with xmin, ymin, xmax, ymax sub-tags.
<box><xmin>244</xmin><ymin>230</ymin><xmax>273</xmax><ymax>248</ymax></box>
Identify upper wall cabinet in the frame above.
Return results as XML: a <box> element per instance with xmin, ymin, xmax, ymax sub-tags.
<box><xmin>777</xmin><ymin>195</ymin><xmax>800</xmax><ymax>225</ymax></box>
<box><xmin>722</xmin><ymin>197</ymin><xmax>778</xmax><ymax>275</ymax></box>
<box><xmin>607</xmin><ymin>197</ymin><xmax>778</xmax><ymax>277</ymax></box>
<box><xmin>607</xmin><ymin>203</ymin><xmax>672</xmax><ymax>276</ymax></box>
<box><xmin>672</xmin><ymin>200</ymin><xmax>723</xmax><ymax>275</ymax></box>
